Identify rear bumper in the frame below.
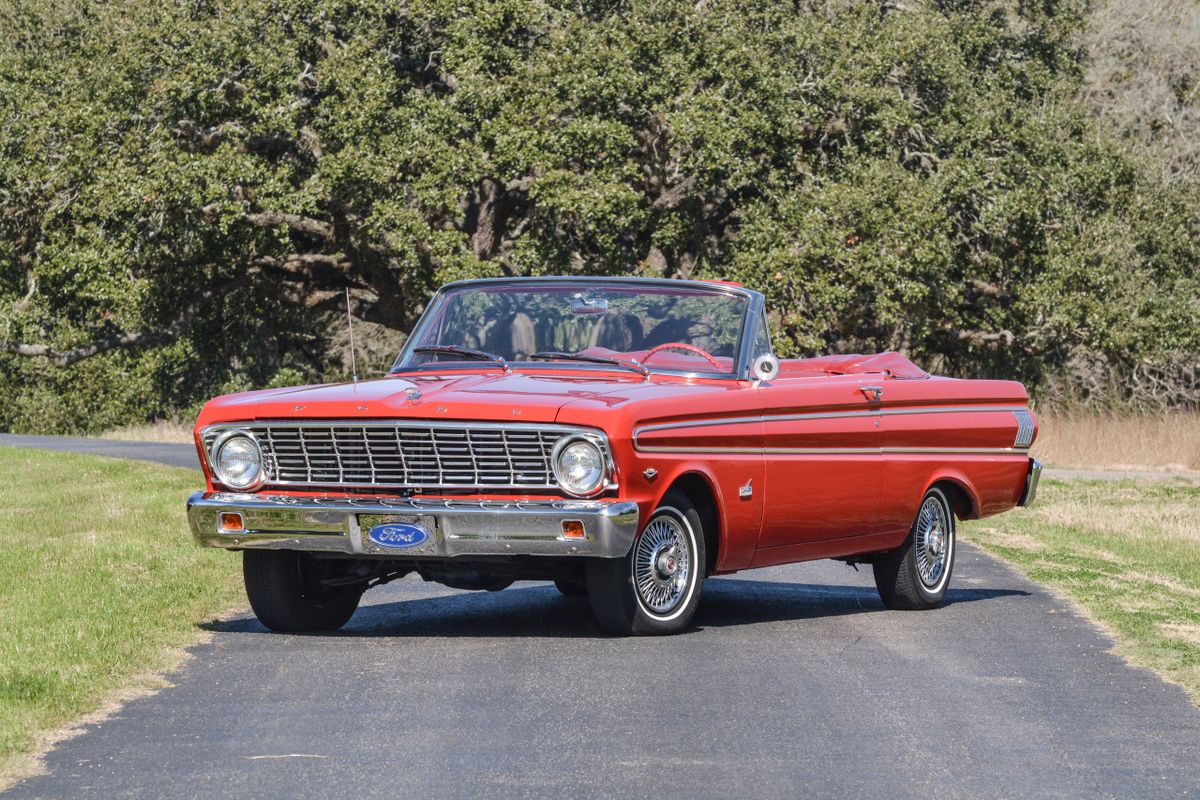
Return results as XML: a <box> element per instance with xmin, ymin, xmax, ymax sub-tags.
<box><xmin>1018</xmin><ymin>458</ymin><xmax>1042</xmax><ymax>507</ymax></box>
<box><xmin>186</xmin><ymin>492</ymin><xmax>640</xmax><ymax>558</ymax></box>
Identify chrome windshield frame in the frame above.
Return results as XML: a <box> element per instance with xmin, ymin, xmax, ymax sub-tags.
<box><xmin>390</xmin><ymin>277</ymin><xmax>766</xmax><ymax>381</ymax></box>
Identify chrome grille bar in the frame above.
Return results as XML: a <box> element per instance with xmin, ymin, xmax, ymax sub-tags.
<box><xmin>202</xmin><ymin>420</ymin><xmax>595</xmax><ymax>491</ymax></box>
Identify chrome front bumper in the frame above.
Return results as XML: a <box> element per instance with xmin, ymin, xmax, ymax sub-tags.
<box><xmin>186</xmin><ymin>492</ymin><xmax>640</xmax><ymax>558</ymax></box>
<box><xmin>1018</xmin><ymin>458</ymin><xmax>1042</xmax><ymax>507</ymax></box>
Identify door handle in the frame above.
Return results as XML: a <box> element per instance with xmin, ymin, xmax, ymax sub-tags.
<box><xmin>859</xmin><ymin>385</ymin><xmax>884</xmax><ymax>402</ymax></box>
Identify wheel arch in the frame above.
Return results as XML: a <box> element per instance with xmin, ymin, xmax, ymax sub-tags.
<box><xmin>922</xmin><ymin>471</ymin><xmax>980</xmax><ymax>521</ymax></box>
<box><xmin>659</xmin><ymin>470</ymin><xmax>722</xmax><ymax>576</ymax></box>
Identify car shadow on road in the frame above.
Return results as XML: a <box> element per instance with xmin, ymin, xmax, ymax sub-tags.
<box><xmin>202</xmin><ymin>578</ymin><xmax>1029</xmax><ymax>639</ymax></box>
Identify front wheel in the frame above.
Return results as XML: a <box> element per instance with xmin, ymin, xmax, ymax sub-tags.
<box><xmin>243</xmin><ymin>550</ymin><xmax>363</xmax><ymax>632</ymax></box>
<box><xmin>586</xmin><ymin>489</ymin><xmax>706</xmax><ymax>635</ymax></box>
<box><xmin>873</xmin><ymin>487</ymin><xmax>956</xmax><ymax>610</ymax></box>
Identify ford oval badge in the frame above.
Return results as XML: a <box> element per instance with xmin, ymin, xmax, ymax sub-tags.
<box><xmin>368</xmin><ymin>523</ymin><xmax>429</xmax><ymax>549</ymax></box>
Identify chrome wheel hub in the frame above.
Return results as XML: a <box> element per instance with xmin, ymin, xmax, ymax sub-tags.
<box><xmin>914</xmin><ymin>496</ymin><xmax>951</xmax><ymax>590</ymax></box>
<box><xmin>927</xmin><ymin>526</ymin><xmax>945</xmax><ymax>557</ymax></box>
<box><xmin>655</xmin><ymin>547</ymin><xmax>679</xmax><ymax>578</ymax></box>
<box><xmin>634</xmin><ymin>514</ymin><xmax>692</xmax><ymax>615</ymax></box>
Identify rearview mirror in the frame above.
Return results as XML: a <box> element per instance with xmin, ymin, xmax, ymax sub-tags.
<box><xmin>570</xmin><ymin>296</ymin><xmax>608</xmax><ymax>315</ymax></box>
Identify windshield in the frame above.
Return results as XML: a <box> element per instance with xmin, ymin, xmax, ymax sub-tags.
<box><xmin>394</xmin><ymin>281</ymin><xmax>749</xmax><ymax>377</ymax></box>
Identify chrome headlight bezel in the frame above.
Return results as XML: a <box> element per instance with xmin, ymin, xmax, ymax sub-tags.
<box><xmin>551</xmin><ymin>433</ymin><xmax>612</xmax><ymax>498</ymax></box>
<box><xmin>209</xmin><ymin>429</ymin><xmax>265</xmax><ymax>491</ymax></box>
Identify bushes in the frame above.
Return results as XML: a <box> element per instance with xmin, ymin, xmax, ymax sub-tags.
<box><xmin>0</xmin><ymin>0</ymin><xmax>1197</xmax><ymax>432</ymax></box>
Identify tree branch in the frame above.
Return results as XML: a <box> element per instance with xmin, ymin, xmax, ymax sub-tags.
<box><xmin>956</xmin><ymin>328</ymin><xmax>1017</xmax><ymax>347</ymax></box>
<box><xmin>0</xmin><ymin>279</ymin><xmax>244</xmax><ymax>367</ymax></box>
<box><xmin>201</xmin><ymin>205</ymin><xmax>335</xmax><ymax>240</ymax></box>
<box><xmin>13</xmin><ymin>272</ymin><xmax>36</xmax><ymax>314</ymax></box>
<box><xmin>240</xmin><ymin>211</ymin><xmax>334</xmax><ymax>240</ymax></box>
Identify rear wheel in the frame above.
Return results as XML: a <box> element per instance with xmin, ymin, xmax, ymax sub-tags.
<box><xmin>586</xmin><ymin>489</ymin><xmax>706</xmax><ymax>635</ymax></box>
<box><xmin>243</xmin><ymin>550</ymin><xmax>363</xmax><ymax>632</ymax></box>
<box><xmin>873</xmin><ymin>487</ymin><xmax>956</xmax><ymax>610</ymax></box>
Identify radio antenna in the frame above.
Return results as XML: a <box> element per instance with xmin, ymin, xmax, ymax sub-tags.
<box><xmin>345</xmin><ymin>287</ymin><xmax>359</xmax><ymax>384</ymax></box>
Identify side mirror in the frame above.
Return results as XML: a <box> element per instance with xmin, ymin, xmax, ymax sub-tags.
<box><xmin>752</xmin><ymin>353</ymin><xmax>780</xmax><ymax>382</ymax></box>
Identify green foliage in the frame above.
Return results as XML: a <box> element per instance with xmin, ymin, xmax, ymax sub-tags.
<box><xmin>1</xmin><ymin>0</ymin><xmax>1197</xmax><ymax>431</ymax></box>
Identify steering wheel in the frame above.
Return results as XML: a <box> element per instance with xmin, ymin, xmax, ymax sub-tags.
<box><xmin>641</xmin><ymin>342</ymin><xmax>724</xmax><ymax>371</ymax></box>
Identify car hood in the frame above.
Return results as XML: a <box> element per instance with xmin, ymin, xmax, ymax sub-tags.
<box><xmin>200</xmin><ymin>370</ymin><xmax>664</xmax><ymax>425</ymax></box>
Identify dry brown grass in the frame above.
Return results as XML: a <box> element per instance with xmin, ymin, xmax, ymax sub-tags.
<box><xmin>1021</xmin><ymin>479</ymin><xmax>1200</xmax><ymax>554</ymax></box>
<box><xmin>98</xmin><ymin>420</ymin><xmax>193</xmax><ymax>444</ymax></box>
<box><xmin>1033</xmin><ymin>411</ymin><xmax>1200</xmax><ymax>471</ymax></box>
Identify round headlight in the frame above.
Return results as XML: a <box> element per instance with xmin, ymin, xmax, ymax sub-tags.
<box><xmin>553</xmin><ymin>437</ymin><xmax>607</xmax><ymax>497</ymax></box>
<box><xmin>213</xmin><ymin>433</ymin><xmax>263</xmax><ymax>490</ymax></box>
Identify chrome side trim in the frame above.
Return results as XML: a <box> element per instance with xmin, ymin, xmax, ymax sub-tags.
<box><xmin>633</xmin><ymin>405</ymin><xmax>1033</xmax><ymax>451</ymax></box>
<box><xmin>187</xmin><ymin>492</ymin><xmax>640</xmax><ymax>558</ymax></box>
<box><xmin>639</xmin><ymin>446</ymin><xmax>879</xmax><ymax>455</ymax></box>
<box><xmin>885</xmin><ymin>446</ymin><xmax>1030</xmax><ymax>455</ymax></box>
<box><xmin>880</xmin><ymin>405</ymin><xmax>1030</xmax><ymax>417</ymax></box>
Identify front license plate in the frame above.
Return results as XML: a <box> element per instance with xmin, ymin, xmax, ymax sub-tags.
<box><xmin>358</xmin><ymin>515</ymin><xmax>438</xmax><ymax>555</ymax></box>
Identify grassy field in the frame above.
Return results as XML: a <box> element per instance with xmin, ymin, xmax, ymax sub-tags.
<box><xmin>0</xmin><ymin>448</ymin><xmax>242</xmax><ymax>784</ymax></box>
<box><xmin>963</xmin><ymin>477</ymin><xmax>1200</xmax><ymax>703</ymax></box>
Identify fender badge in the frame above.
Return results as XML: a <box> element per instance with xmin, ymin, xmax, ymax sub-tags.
<box><xmin>643</xmin><ymin>468</ymin><xmax>658</xmax><ymax>480</ymax></box>
<box><xmin>739</xmin><ymin>479</ymin><xmax>753</xmax><ymax>499</ymax></box>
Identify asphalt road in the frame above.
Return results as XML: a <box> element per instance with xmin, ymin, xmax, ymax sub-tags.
<box><xmin>0</xmin><ymin>434</ymin><xmax>200</xmax><ymax>470</ymax></box>
<box><xmin>3</xmin><ymin>439</ymin><xmax>1199</xmax><ymax>799</ymax></box>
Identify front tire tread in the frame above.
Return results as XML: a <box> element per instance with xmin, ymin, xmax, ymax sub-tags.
<box><xmin>243</xmin><ymin>550</ymin><xmax>363</xmax><ymax>633</ymax></box>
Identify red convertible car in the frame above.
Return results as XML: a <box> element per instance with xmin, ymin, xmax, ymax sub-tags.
<box><xmin>187</xmin><ymin>277</ymin><xmax>1040</xmax><ymax>635</ymax></box>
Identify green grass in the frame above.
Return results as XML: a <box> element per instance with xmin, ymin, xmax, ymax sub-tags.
<box><xmin>0</xmin><ymin>448</ymin><xmax>242</xmax><ymax>781</ymax></box>
<box><xmin>963</xmin><ymin>477</ymin><xmax>1200</xmax><ymax>704</ymax></box>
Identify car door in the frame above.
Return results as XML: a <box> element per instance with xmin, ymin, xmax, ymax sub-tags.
<box><xmin>755</xmin><ymin>374</ymin><xmax>884</xmax><ymax>549</ymax></box>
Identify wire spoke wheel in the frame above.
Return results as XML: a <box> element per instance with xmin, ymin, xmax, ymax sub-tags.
<box><xmin>633</xmin><ymin>513</ymin><xmax>692</xmax><ymax>616</ymax></box>
<box><xmin>586</xmin><ymin>490</ymin><xmax>706</xmax><ymax>635</ymax></box>
<box><xmin>873</xmin><ymin>487</ymin><xmax>955</xmax><ymax>610</ymax></box>
<box><xmin>913</xmin><ymin>495</ymin><xmax>950</xmax><ymax>590</ymax></box>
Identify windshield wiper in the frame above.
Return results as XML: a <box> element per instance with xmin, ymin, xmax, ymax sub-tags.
<box><xmin>413</xmin><ymin>345</ymin><xmax>510</xmax><ymax>372</ymax></box>
<box><xmin>530</xmin><ymin>351</ymin><xmax>649</xmax><ymax>377</ymax></box>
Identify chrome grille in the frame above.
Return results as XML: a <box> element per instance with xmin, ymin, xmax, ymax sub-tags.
<box><xmin>203</xmin><ymin>422</ymin><xmax>575</xmax><ymax>490</ymax></box>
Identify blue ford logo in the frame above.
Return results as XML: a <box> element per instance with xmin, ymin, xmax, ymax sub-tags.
<box><xmin>368</xmin><ymin>523</ymin><xmax>429</xmax><ymax>549</ymax></box>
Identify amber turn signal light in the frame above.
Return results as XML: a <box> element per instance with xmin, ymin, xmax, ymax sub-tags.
<box><xmin>561</xmin><ymin>520</ymin><xmax>585</xmax><ymax>539</ymax></box>
<box><xmin>218</xmin><ymin>512</ymin><xmax>245</xmax><ymax>533</ymax></box>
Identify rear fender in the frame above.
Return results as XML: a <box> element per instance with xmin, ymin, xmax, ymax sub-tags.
<box><xmin>920</xmin><ymin>469</ymin><xmax>981</xmax><ymax>521</ymax></box>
